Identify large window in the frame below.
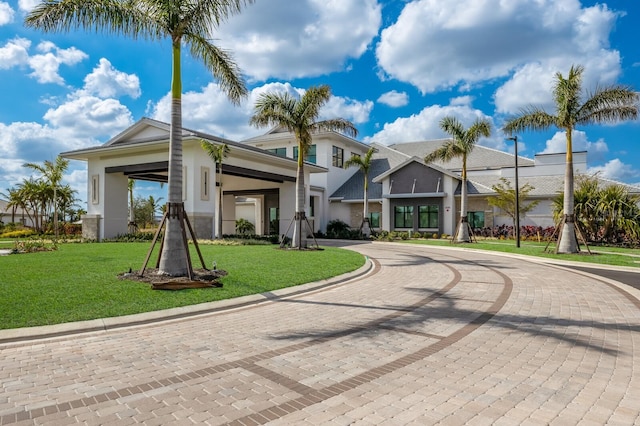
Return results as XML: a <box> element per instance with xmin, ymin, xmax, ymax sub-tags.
<box><xmin>468</xmin><ymin>211</ymin><xmax>485</xmax><ymax>229</ymax></box>
<box><xmin>394</xmin><ymin>206</ymin><xmax>413</xmax><ymax>228</ymax></box>
<box><xmin>369</xmin><ymin>212</ymin><xmax>380</xmax><ymax>228</ymax></box>
<box><xmin>267</xmin><ymin>147</ymin><xmax>287</xmax><ymax>157</ymax></box>
<box><xmin>332</xmin><ymin>146</ymin><xmax>344</xmax><ymax>167</ymax></box>
<box><xmin>293</xmin><ymin>144</ymin><xmax>317</xmax><ymax>164</ymax></box>
<box><xmin>419</xmin><ymin>205</ymin><xmax>439</xmax><ymax>228</ymax></box>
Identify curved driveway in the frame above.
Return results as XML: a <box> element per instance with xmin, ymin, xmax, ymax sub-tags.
<box><xmin>1</xmin><ymin>242</ymin><xmax>639</xmax><ymax>425</ymax></box>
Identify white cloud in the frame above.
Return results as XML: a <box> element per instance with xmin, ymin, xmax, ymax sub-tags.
<box><xmin>28</xmin><ymin>41</ymin><xmax>87</xmax><ymax>84</ymax></box>
<box><xmin>377</xmin><ymin>90</ymin><xmax>409</xmax><ymax>107</ymax></box>
<box><xmin>377</xmin><ymin>0</ymin><xmax>622</xmax><ymax>105</ymax></box>
<box><xmin>0</xmin><ymin>1</ymin><xmax>14</xmax><ymax>25</ymax></box>
<box><xmin>18</xmin><ymin>0</ymin><xmax>39</xmax><ymax>12</ymax></box>
<box><xmin>150</xmin><ymin>81</ymin><xmax>373</xmax><ymax>141</ymax></box>
<box><xmin>0</xmin><ymin>38</ymin><xmax>89</xmax><ymax>84</ymax></box>
<box><xmin>365</xmin><ymin>104</ymin><xmax>500</xmax><ymax>148</ymax></box>
<box><xmin>587</xmin><ymin>159</ymin><xmax>640</xmax><ymax>183</ymax></box>
<box><xmin>43</xmin><ymin>96</ymin><xmax>133</xmax><ymax>139</ymax></box>
<box><xmin>0</xmin><ymin>37</ymin><xmax>30</xmax><ymax>69</ymax></box>
<box><xmin>82</xmin><ymin>58</ymin><xmax>141</xmax><ymax>99</ymax></box>
<box><xmin>218</xmin><ymin>0</ymin><xmax>381</xmax><ymax>80</ymax></box>
<box><xmin>541</xmin><ymin>130</ymin><xmax>608</xmax><ymax>163</ymax></box>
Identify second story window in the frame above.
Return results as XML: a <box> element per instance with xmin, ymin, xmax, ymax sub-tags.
<box><xmin>267</xmin><ymin>147</ymin><xmax>287</xmax><ymax>157</ymax></box>
<box><xmin>332</xmin><ymin>146</ymin><xmax>344</xmax><ymax>168</ymax></box>
<box><xmin>293</xmin><ymin>144</ymin><xmax>317</xmax><ymax>164</ymax></box>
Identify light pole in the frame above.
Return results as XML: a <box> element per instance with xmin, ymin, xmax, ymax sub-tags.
<box><xmin>507</xmin><ymin>136</ymin><xmax>520</xmax><ymax>248</ymax></box>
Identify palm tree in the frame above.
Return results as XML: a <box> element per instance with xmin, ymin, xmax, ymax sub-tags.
<box><xmin>127</xmin><ymin>179</ymin><xmax>137</xmax><ymax>233</ymax></box>
<box><xmin>26</xmin><ymin>0</ymin><xmax>252</xmax><ymax>276</ymax></box>
<box><xmin>344</xmin><ymin>147</ymin><xmax>376</xmax><ymax>237</ymax></box>
<box><xmin>201</xmin><ymin>141</ymin><xmax>230</xmax><ymax>239</ymax></box>
<box><xmin>23</xmin><ymin>156</ymin><xmax>68</xmax><ymax>239</ymax></box>
<box><xmin>250</xmin><ymin>85</ymin><xmax>358</xmax><ymax>248</ymax></box>
<box><xmin>503</xmin><ymin>64</ymin><xmax>638</xmax><ymax>253</ymax></box>
<box><xmin>424</xmin><ymin>116</ymin><xmax>491</xmax><ymax>243</ymax></box>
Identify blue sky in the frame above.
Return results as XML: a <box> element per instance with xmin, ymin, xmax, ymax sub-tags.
<box><xmin>1</xmin><ymin>0</ymin><xmax>639</xmax><ymax>206</ymax></box>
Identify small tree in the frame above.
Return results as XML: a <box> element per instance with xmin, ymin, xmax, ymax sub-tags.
<box><xmin>250</xmin><ymin>85</ymin><xmax>357</xmax><ymax>248</ymax></box>
<box><xmin>487</xmin><ymin>177</ymin><xmax>540</xmax><ymax>237</ymax></box>
<box><xmin>201</xmin><ymin>141</ymin><xmax>230</xmax><ymax>239</ymax></box>
<box><xmin>425</xmin><ymin>116</ymin><xmax>492</xmax><ymax>242</ymax></box>
<box><xmin>344</xmin><ymin>147</ymin><xmax>376</xmax><ymax>237</ymax></box>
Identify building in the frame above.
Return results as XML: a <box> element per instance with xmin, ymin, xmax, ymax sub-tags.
<box><xmin>61</xmin><ymin>118</ymin><xmax>640</xmax><ymax>240</ymax></box>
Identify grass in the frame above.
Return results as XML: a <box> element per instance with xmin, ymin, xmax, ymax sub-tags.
<box><xmin>401</xmin><ymin>238</ymin><xmax>640</xmax><ymax>268</ymax></box>
<box><xmin>0</xmin><ymin>242</ymin><xmax>365</xmax><ymax>330</ymax></box>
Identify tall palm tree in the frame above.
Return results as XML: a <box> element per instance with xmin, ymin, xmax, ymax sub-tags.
<box><xmin>503</xmin><ymin>64</ymin><xmax>638</xmax><ymax>253</ymax></box>
<box><xmin>424</xmin><ymin>116</ymin><xmax>491</xmax><ymax>243</ymax></box>
<box><xmin>250</xmin><ymin>85</ymin><xmax>358</xmax><ymax>248</ymax></box>
<box><xmin>23</xmin><ymin>156</ymin><xmax>68</xmax><ymax>239</ymax></box>
<box><xmin>26</xmin><ymin>0</ymin><xmax>252</xmax><ymax>276</ymax></box>
<box><xmin>344</xmin><ymin>147</ymin><xmax>376</xmax><ymax>237</ymax></box>
<box><xmin>201</xmin><ymin>141</ymin><xmax>230</xmax><ymax>239</ymax></box>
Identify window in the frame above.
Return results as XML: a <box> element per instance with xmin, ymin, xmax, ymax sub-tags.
<box><xmin>419</xmin><ymin>205</ymin><xmax>439</xmax><ymax>228</ymax></box>
<box><xmin>309</xmin><ymin>196</ymin><xmax>315</xmax><ymax>217</ymax></box>
<box><xmin>293</xmin><ymin>144</ymin><xmax>317</xmax><ymax>164</ymax></box>
<box><xmin>200</xmin><ymin>167</ymin><xmax>210</xmax><ymax>201</ymax></box>
<box><xmin>332</xmin><ymin>146</ymin><xmax>344</xmax><ymax>167</ymax></box>
<box><xmin>369</xmin><ymin>212</ymin><xmax>380</xmax><ymax>228</ymax></box>
<box><xmin>91</xmin><ymin>175</ymin><xmax>99</xmax><ymax>204</ymax></box>
<box><xmin>267</xmin><ymin>147</ymin><xmax>287</xmax><ymax>157</ymax></box>
<box><xmin>468</xmin><ymin>211</ymin><xmax>485</xmax><ymax>229</ymax></box>
<box><xmin>394</xmin><ymin>206</ymin><xmax>413</xmax><ymax>228</ymax></box>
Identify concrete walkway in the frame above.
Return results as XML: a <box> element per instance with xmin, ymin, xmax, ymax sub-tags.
<box><xmin>1</xmin><ymin>242</ymin><xmax>639</xmax><ymax>425</ymax></box>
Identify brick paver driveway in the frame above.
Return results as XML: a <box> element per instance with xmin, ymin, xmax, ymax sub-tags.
<box><xmin>1</xmin><ymin>242</ymin><xmax>639</xmax><ymax>425</ymax></box>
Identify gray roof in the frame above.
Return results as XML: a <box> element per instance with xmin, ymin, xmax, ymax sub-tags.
<box><xmin>330</xmin><ymin>143</ymin><xmax>411</xmax><ymax>201</ymax></box>
<box><xmin>389</xmin><ymin>140</ymin><xmax>535</xmax><ymax>171</ymax></box>
<box><xmin>465</xmin><ymin>174</ymin><xmax>640</xmax><ymax>197</ymax></box>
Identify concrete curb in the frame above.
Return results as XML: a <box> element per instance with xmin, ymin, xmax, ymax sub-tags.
<box><xmin>0</xmin><ymin>257</ymin><xmax>375</xmax><ymax>345</ymax></box>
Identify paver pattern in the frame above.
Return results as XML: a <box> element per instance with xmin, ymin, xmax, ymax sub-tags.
<box><xmin>1</xmin><ymin>242</ymin><xmax>639</xmax><ymax>425</ymax></box>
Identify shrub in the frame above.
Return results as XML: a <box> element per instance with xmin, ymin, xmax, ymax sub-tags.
<box><xmin>1</xmin><ymin>229</ymin><xmax>36</xmax><ymax>239</ymax></box>
<box><xmin>235</xmin><ymin>218</ymin><xmax>255</xmax><ymax>234</ymax></box>
<box><xmin>326</xmin><ymin>219</ymin><xmax>352</xmax><ymax>239</ymax></box>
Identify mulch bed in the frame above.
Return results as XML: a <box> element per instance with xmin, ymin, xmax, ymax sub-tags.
<box><xmin>118</xmin><ymin>268</ymin><xmax>227</xmax><ymax>290</ymax></box>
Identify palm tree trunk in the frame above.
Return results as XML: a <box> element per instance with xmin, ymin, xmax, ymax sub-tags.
<box><xmin>217</xmin><ymin>166</ymin><xmax>223</xmax><ymax>239</ymax></box>
<box><xmin>557</xmin><ymin>134</ymin><xmax>578</xmax><ymax>253</ymax></box>
<box><xmin>292</xmin><ymin>161</ymin><xmax>307</xmax><ymax>249</ymax></box>
<box><xmin>456</xmin><ymin>161</ymin><xmax>470</xmax><ymax>243</ymax></box>
<box><xmin>158</xmin><ymin>41</ymin><xmax>189</xmax><ymax>276</ymax></box>
<box><xmin>362</xmin><ymin>177</ymin><xmax>370</xmax><ymax>237</ymax></box>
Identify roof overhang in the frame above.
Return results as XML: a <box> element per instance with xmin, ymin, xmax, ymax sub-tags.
<box><xmin>383</xmin><ymin>192</ymin><xmax>447</xmax><ymax>199</ymax></box>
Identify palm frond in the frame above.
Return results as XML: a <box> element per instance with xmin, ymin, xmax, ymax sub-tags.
<box><xmin>578</xmin><ymin>85</ymin><xmax>639</xmax><ymax>124</ymax></box>
<box><xmin>503</xmin><ymin>107</ymin><xmax>557</xmax><ymax>134</ymax></box>
<box><xmin>185</xmin><ymin>33</ymin><xmax>247</xmax><ymax>104</ymax></box>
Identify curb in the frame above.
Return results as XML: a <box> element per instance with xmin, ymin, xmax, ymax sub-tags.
<box><xmin>0</xmin><ymin>257</ymin><xmax>375</xmax><ymax>346</ymax></box>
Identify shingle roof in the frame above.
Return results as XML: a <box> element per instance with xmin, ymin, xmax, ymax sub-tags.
<box><xmin>389</xmin><ymin>140</ymin><xmax>535</xmax><ymax>170</ymax></box>
<box><xmin>330</xmin><ymin>143</ymin><xmax>412</xmax><ymax>201</ymax></box>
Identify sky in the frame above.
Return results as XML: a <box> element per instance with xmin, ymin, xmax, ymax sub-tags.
<box><xmin>1</xmin><ymin>0</ymin><xmax>640</xmax><ymax>207</ymax></box>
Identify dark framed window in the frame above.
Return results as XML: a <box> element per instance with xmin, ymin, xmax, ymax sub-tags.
<box><xmin>267</xmin><ymin>147</ymin><xmax>286</xmax><ymax>157</ymax></box>
<box><xmin>468</xmin><ymin>211</ymin><xmax>485</xmax><ymax>229</ymax></box>
<box><xmin>293</xmin><ymin>144</ymin><xmax>316</xmax><ymax>164</ymax></box>
<box><xmin>394</xmin><ymin>206</ymin><xmax>413</xmax><ymax>228</ymax></box>
<box><xmin>332</xmin><ymin>146</ymin><xmax>344</xmax><ymax>167</ymax></box>
<box><xmin>309</xmin><ymin>196</ymin><xmax>315</xmax><ymax>217</ymax></box>
<box><xmin>419</xmin><ymin>205</ymin><xmax>439</xmax><ymax>228</ymax></box>
<box><xmin>369</xmin><ymin>212</ymin><xmax>380</xmax><ymax>228</ymax></box>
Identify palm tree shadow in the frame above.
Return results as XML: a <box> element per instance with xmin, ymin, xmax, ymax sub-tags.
<box><xmin>270</xmin><ymin>288</ymin><xmax>635</xmax><ymax>357</ymax></box>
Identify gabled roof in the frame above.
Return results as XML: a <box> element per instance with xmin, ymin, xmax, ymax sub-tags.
<box><xmin>60</xmin><ymin>118</ymin><xmax>326</xmax><ymax>173</ymax></box>
<box><xmin>371</xmin><ymin>156</ymin><xmax>460</xmax><ymax>184</ymax></box>
<box><xmin>388</xmin><ymin>140</ymin><xmax>535</xmax><ymax>170</ymax></box>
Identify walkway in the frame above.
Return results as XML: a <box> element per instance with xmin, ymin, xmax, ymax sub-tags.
<box><xmin>1</xmin><ymin>242</ymin><xmax>639</xmax><ymax>425</ymax></box>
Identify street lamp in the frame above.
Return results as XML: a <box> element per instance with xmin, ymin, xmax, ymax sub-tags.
<box><xmin>507</xmin><ymin>136</ymin><xmax>520</xmax><ymax>248</ymax></box>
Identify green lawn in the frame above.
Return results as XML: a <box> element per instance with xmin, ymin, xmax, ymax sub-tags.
<box><xmin>0</xmin><ymin>242</ymin><xmax>365</xmax><ymax>329</ymax></box>
<box><xmin>401</xmin><ymin>238</ymin><xmax>640</xmax><ymax>268</ymax></box>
